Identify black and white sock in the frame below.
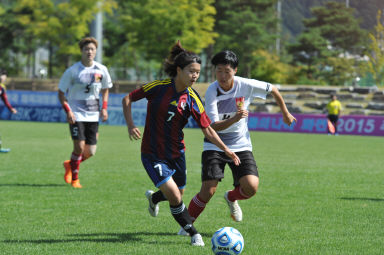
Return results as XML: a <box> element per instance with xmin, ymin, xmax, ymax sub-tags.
<box><xmin>152</xmin><ymin>190</ymin><xmax>167</xmax><ymax>204</ymax></box>
<box><xmin>170</xmin><ymin>201</ymin><xmax>198</xmax><ymax>236</ymax></box>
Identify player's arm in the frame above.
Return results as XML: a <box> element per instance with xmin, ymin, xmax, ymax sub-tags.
<box><xmin>58</xmin><ymin>90</ymin><xmax>75</xmax><ymax>124</ymax></box>
<box><xmin>210</xmin><ymin>110</ymin><xmax>248</xmax><ymax>131</ymax></box>
<box><xmin>271</xmin><ymin>86</ymin><xmax>296</xmax><ymax>126</ymax></box>
<box><xmin>1</xmin><ymin>91</ymin><xmax>17</xmax><ymax>114</ymax></box>
<box><xmin>122</xmin><ymin>93</ymin><xmax>141</xmax><ymax>140</ymax></box>
<box><xmin>204</xmin><ymin>89</ymin><xmax>247</xmax><ymax>132</ymax></box>
<box><xmin>201</xmin><ymin>126</ymin><xmax>240</xmax><ymax>166</ymax></box>
<box><xmin>100</xmin><ymin>88</ymin><xmax>109</xmax><ymax>122</ymax></box>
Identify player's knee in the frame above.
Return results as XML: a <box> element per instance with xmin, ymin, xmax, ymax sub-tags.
<box><xmin>88</xmin><ymin>145</ymin><xmax>97</xmax><ymax>156</ymax></box>
<box><xmin>242</xmin><ymin>183</ymin><xmax>258</xmax><ymax>197</ymax></box>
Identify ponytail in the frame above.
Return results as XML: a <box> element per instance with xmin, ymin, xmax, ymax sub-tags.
<box><xmin>164</xmin><ymin>41</ymin><xmax>201</xmax><ymax>77</ymax></box>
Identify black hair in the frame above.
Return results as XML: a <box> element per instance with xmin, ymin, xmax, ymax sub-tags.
<box><xmin>164</xmin><ymin>41</ymin><xmax>201</xmax><ymax>77</ymax></box>
<box><xmin>211</xmin><ymin>50</ymin><xmax>238</xmax><ymax>69</ymax></box>
<box><xmin>0</xmin><ymin>69</ymin><xmax>7</xmax><ymax>75</ymax></box>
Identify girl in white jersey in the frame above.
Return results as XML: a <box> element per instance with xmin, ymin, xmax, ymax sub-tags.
<box><xmin>179</xmin><ymin>50</ymin><xmax>296</xmax><ymax>234</ymax></box>
<box><xmin>58</xmin><ymin>37</ymin><xmax>113</xmax><ymax>188</ymax></box>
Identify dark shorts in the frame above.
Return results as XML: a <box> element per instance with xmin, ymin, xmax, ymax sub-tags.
<box><xmin>328</xmin><ymin>114</ymin><xmax>339</xmax><ymax>124</ymax></box>
<box><xmin>202</xmin><ymin>150</ymin><xmax>259</xmax><ymax>187</ymax></box>
<box><xmin>141</xmin><ymin>153</ymin><xmax>187</xmax><ymax>189</ymax></box>
<box><xmin>69</xmin><ymin>122</ymin><xmax>99</xmax><ymax>145</ymax></box>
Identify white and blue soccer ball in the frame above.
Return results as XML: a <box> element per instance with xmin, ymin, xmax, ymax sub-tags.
<box><xmin>211</xmin><ymin>227</ymin><xmax>244</xmax><ymax>255</ymax></box>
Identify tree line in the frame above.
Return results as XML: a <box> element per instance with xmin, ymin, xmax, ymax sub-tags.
<box><xmin>0</xmin><ymin>0</ymin><xmax>383</xmax><ymax>86</ymax></box>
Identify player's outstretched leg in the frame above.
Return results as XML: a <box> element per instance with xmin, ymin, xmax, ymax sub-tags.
<box><xmin>145</xmin><ymin>190</ymin><xmax>159</xmax><ymax>217</ymax></box>
<box><xmin>170</xmin><ymin>202</ymin><xmax>204</xmax><ymax>246</ymax></box>
<box><xmin>224</xmin><ymin>191</ymin><xmax>243</xmax><ymax>222</ymax></box>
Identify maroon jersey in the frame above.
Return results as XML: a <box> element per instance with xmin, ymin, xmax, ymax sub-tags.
<box><xmin>130</xmin><ymin>79</ymin><xmax>210</xmax><ymax>159</ymax></box>
<box><xmin>0</xmin><ymin>84</ymin><xmax>13</xmax><ymax>111</ymax></box>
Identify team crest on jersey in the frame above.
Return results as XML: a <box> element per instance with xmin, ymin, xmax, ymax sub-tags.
<box><xmin>178</xmin><ymin>95</ymin><xmax>187</xmax><ymax>113</ymax></box>
<box><xmin>94</xmin><ymin>73</ymin><xmax>102</xmax><ymax>82</ymax></box>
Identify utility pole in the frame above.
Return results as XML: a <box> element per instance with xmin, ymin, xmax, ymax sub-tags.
<box><xmin>346</xmin><ymin>0</ymin><xmax>349</xmax><ymax>8</ymax></box>
<box><xmin>91</xmin><ymin>1</ymin><xmax>103</xmax><ymax>63</ymax></box>
<box><xmin>276</xmin><ymin>0</ymin><xmax>282</xmax><ymax>56</ymax></box>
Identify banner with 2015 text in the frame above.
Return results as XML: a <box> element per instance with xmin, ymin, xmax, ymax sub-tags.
<box><xmin>1</xmin><ymin>90</ymin><xmax>383</xmax><ymax>136</ymax></box>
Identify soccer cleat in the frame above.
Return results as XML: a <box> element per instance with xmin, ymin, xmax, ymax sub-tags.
<box><xmin>71</xmin><ymin>179</ymin><xmax>82</xmax><ymax>188</ymax></box>
<box><xmin>145</xmin><ymin>190</ymin><xmax>159</xmax><ymax>217</ymax></box>
<box><xmin>177</xmin><ymin>227</ymin><xmax>190</xmax><ymax>236</ymax></box>
<box><xmin>191</xmin><ymin>233</ymin><xmax>205</xmax><ymax>246</ymax></box>
<box><xmin>224</xmin><ymin>191</ymin><xmax>243</xmax><ymax>222</ymax></box>
<box><xmin>63</xmin><ymin>160</ymin><xmax>72</xmax><ymax>184</ymax></box>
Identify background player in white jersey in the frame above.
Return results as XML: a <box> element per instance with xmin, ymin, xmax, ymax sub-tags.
<box><xmin>58</xmin><ymin>37</ymin><xmax>113</xmax><ymax>188</ymax></box>
<box><xmin>180</xmin><ymin>50</ymin><xmax>296</xmax><ymax>233</ymax></box>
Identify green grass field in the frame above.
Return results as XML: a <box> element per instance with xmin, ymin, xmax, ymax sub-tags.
<box><xmin>0</xmin><ymin>120</ymin><xmax>383</xmax><ymax>255</ymax></box>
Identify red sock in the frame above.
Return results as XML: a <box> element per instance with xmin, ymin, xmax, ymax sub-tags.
<box><xmin>70</xmin><ymin>152</ymin><xmax>82</xmax><ymax>180</ymax></box>
<box><xmin>81</xmin><ymin>154</ymin><xmax>88</xmax><ymax>162</ymax></box>
<box><xmin>227</xmin><ymin>186</ymin><xmax>250</xmax><ymax>202</ymax></box>
<box><xmin>188</xmin><ymin>194</ymin><xmax>207</xmax><ymax>223</ymax></box>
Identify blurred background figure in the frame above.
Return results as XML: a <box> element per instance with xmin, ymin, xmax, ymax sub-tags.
<box><xmin>0</xmin><ymin>70</ymin><xmax>17</xmax><ymax>114</ymax></box>
<box><xmin>0</xmin><ymin>69</ymin><xmax>17</xmax><ymax>153</ymax></box>
<box><xmin>326</xmin><ymin>94</ymin><xmax>342</xmax><ymax>135</ymax></box>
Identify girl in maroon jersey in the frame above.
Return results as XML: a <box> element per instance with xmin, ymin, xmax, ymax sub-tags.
<box><xmin>122</xmin><ymin>41</ymin><xmax>240</xmax><ymax>246</ymax></box>
<box><xmin>0</xmin><ymin>70</ymin><xmax>17</xmax><ymax>153</ymax></box>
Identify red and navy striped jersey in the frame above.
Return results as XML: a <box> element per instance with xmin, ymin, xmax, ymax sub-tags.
<box><xmin>130</xmin><ymin>79</ymin><xmax>211</xmax><ymax>159</ymax></box>
<box><xmin>0</xmin><ymin>84</ymin><xmax>13</xmax><ymax>111</ymax></box>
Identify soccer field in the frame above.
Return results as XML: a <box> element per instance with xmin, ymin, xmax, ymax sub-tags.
<box><xmin>0</xmin><ymin>121</ymin><xmax>383</xmax><ymax>255</ymax></box>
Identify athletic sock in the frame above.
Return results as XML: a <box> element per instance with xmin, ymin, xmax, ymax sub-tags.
<box><xmin>81</xmin><ymin>155</ymin><xmax>88</xmax><ymax>162</ymax></box>
<box><xmin>188</xmin><ymin>193</ymin><xmax>207</xmax><ymax>222</ymax></box>
<box><xmin>70</xmin><ymin>152</ymin><xmax>82</xmax><ymax>180</ymax></box>
<box><xmin>228</xmin><ymin>186</ymin><xmax>250</xmax><ymax>202</ymax></box>
<box><xmin>170</xmin><ymin>201</ymin><xmax>198</xmax><ymax>236</ymax></box>
<box><xmin>152</xmin><ymin>190</ymin><xmax>167</xmax><ymax>204</ymax></box>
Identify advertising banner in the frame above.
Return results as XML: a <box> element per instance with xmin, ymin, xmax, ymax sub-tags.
<box><xmin>248</xmin><ymin>113</ymin><xmax>384</xmax><ymax>136</ymax></box>
<box><xmin>1</xmin><ymin>90</ymin><xmax>383</xmax><ymax>136</ymax></box>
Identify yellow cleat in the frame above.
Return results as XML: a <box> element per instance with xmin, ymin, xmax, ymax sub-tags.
<box><xmin>71</xmin><ymin>179</ymin><xmax>82</xmax><ymax>188</ymax></box>
<box><xmin>63</xmin><ymin>160</ymin><xmax>72</xmax><ymax>184</ymax></box>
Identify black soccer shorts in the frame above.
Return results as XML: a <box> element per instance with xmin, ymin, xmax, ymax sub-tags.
<box><xmin>201</xmin><ymin>150</ymin><xmax>259</xmax><ymax>187</ymax></box>
<box><xmin>69</xmin><ymin>121</ymin><xmax>99</xmax><ymax>145</ymax></box>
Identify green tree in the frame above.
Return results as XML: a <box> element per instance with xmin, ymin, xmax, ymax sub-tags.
<box><xmin>213</xmin><ymin>0</ymin><xmax>277</xmax><ymax>78</ymax></box>
<box><xmin>304</xmin><ymin>2</ymin><xmax>366</xmax><ymax>54</ymax></box>
<box><xmin>288</xmin><ymin>28</ymin><xmax>329</xmax><ymax>79</ymax></box>
<box><xmin>288</xmin><ymin>1</ymin><xmax>367</xmax><ymax>85</ymax></box>
<box><xmin>249</xmin><ymin>49</ymin><xmax>293</xmax><ymax>84</ymax></box>
<box><xmin>0</xmin><ymin>2</ymin><xmax>27</xmax><ymax>75</ymax></box>
<box><xmin>366</xmin><ymin>10</ymin><xmax>384</xmax><ymax>86</ymax></box>
<box><xmin>108</xmin><ymin>0</ymin><xmax>217</xmax><ymax>80</ymax></box>
<box><xmin>321</xmin><ymin>56</ymin><xmax>356</xmax><ymax>85</ymax></box>
<box><xmin>12</xmin><ymin>0</ymin><xmax>116</xmax><ymax>77</ymax></box>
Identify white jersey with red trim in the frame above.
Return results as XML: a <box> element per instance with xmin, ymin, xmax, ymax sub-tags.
<box><xmin>203</xmin><ymin>76</ymin><xmax>273</xmax><ymax>152</ymax></box>
<box><xmin>58</xmin><ymin>61</ymin><xmax>113</xmax><ymax>122</ymax></box>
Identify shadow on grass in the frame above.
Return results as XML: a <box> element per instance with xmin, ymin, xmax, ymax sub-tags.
<box><xmin>340</xmin><ymin>197</ymin><xmax>384</xmax><ymax>202</ymax></box>
<box><xmin>2</xmin><ymin>231</ymin><xmax>201</xmax><ymax>244</ymax></box>
<box><xmin>0</xmin><ymin>183</ymin><xmax>66</xmax><ymax>188</ymax></box>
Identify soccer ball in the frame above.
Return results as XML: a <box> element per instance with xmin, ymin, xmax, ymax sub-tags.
<box><xmin>211</xmin><ymin>227</ymin><xmax>244</xmax><ymax>255</ymax></box>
